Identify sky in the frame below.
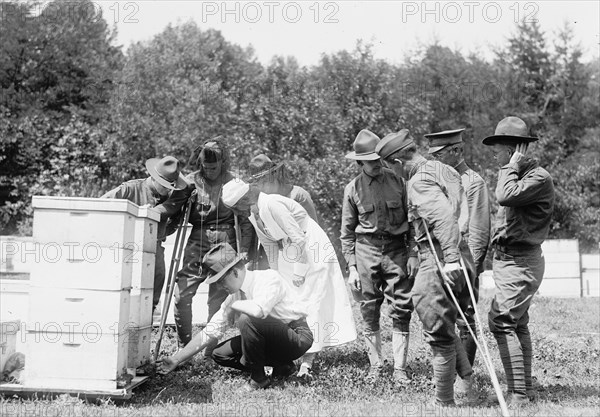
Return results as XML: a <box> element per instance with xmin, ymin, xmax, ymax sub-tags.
<box><xmin>95</xmin><ymin>0</ymin><xmax>600</xmax><ymax>65</ymax></box>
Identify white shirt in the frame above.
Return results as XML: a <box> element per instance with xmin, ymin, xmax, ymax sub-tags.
<box><xmin>204</xmin><ymin>269</ymin><xmax>308</xmax><ymax>340</ymax></box>
<box><xmin>250</xmin><ymin>193</ymin><xmax>311</xmax><ymax>277</ymax></box>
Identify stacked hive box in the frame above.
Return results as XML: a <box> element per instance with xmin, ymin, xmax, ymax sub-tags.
<box><xmin>24</xmin><ymin>196</ymin><xmax>158</xmax><ymax>390</ymax></box>
<box><xmin>127</xmin><ymin>207</ymin><xmax>157</xmax><ymax>368</ymax></box>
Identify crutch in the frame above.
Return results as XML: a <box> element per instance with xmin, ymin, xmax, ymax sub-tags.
<box><xmin>422</xmin><ymin>220</ymin><xmax>509</xmax><ymax>417</ymax></box>
<box><xmin>153</xmin><ymin>190</ymin><xmax>197</xmax><ymax>361</ymax></box>
<box><xmin>233</xmin><ymin>214</ymin><xmax>241</xmax><ymax>254</ymax></box>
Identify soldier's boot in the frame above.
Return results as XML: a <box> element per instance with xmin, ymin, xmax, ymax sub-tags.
<box><xmin>454</xmin><ymin>333</ymin><xmax>475</xmax><ymax>401</ymax></box>
<box><xmin>392</xmin><ymin>331</ymin><xmax>411</xmax><ymax>383</ymax></box>
<box><xmin>431</xmin><ymin>344</ymin><xmax>457</xmax><ymax>406</ymax></box>
<box><xmin>516</xmin><ymin>325</ymin><xmax>538</xmax><ymax>401</ymax></box>
<box><xmin>494</xmin><ymin>331</ymin><xmax>527</xmax><ymax>400</ymax></box>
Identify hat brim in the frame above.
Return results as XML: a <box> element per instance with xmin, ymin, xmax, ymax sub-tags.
<box><xmin>204</xmin><ymin>255</ymin><xmax>245</xmax><ymax>285</ymax></box>
<box><xmin>145</xmin><ymin>158</ymin><xmax>188</xmax><ymax>190</ymax></box>
<box><xmin>428</xmin><ymin>145</ymin><xmax>447</xmax><ymax>154</ymax></box>
<box><xmin>247</xmin><ymin>162</ymin><xmax>284</xmax><ymax>182</ymax></box>
<box><xmin>482</xmin><ymin>135</ymin><xmax>538</xmax><ymax>146</ymax></box>
<box><xmin>345</xmin><ymin>151</ymin><xmax>381</xmax><ymax>161</ymax></box>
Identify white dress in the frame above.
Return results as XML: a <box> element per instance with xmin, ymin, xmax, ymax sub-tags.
<box><xmin>250</xmin><ymin>193</ymin><xmax>357</xmax><ymax>353</ymax></box>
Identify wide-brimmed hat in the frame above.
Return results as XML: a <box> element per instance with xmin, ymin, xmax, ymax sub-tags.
<box><xmin>425</xmin><ymin>128</ymin><xmax>465</xmax><ymax>154</ymax></box>
<box><xmin>482</xmin><ymin>117</ymin><xmax>538</xmax><ymax>146</ymax></box>
<box><xmin>203</xmin><ymin>242</ymin><xmax>244</xmax><ymax>285</ymax></box>
<box><xmin>345</xmin><ymin>130</ymin><xmax>381</xmax><ymax>160</ymax></box>
<box><xmin>375</xmin><ymin>129</ymin><xmax>412</xmax><ymax>159</ymax></box>
<box><xmin>145</xmin><ymin>156</ymin><xmax>188</xmax><ymax>190</ymax></box>
<box><xmin>222</xmin><ymin>178</ymin><xmax>250</xmax><ymax>207</ymax></box>
<box><xmin>247</xmin><ymin>154</ymin><xmax>284</xmax><ymax>182</ymax></box>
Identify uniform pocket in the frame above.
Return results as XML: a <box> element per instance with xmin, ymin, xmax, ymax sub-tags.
<box><xmin>386</xmin><ymin>200</ymin><xmax>405</xmax><ymax>225</ymax></box>
<box><xmin>357</xmin><ymin>203</ymin><xmax>375</xmax><ymax>228</ymax></box>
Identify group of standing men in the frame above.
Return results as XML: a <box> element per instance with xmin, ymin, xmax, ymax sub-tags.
<box><xmin>341</xmin><ymin>116</ymin><xmax>554</xmax><ymax>406</ymax></box>
<box><xmin>102</xmin><ymin>116</ymin><xmax>554</xmax><ymax>406</ymax></box>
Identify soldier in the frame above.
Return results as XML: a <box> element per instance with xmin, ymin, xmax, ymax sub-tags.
<box><xmin>340</xmin><ymin>129</ymin><xmax>418</xmax><ymax>382</ymax></box>
<box><xmin>173</xmin><ymin>138</ymin><xmax>254</xmax><ymax>351</ymax></box>
<box><xmin>426</xmin><ymin>129</ymin><xmax>491</xmax><ymax>371</ymax></box>
<box><xmin>376</xmin><ymin>129</ymin><xmax>474</xmax><ymax>405</ymax></box>
<box><xmin>483</xmin><ymin>117</ymin><xmax>554</xmax><ymax>405</ymax></box>
<box><xmin>101</xmin><ymin>156</ymin><xmax>190</xmax><ymax>316</ymax></box>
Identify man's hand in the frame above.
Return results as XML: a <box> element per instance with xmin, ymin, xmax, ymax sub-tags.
<box><xmin>223</xmin><ymin>301</ymin><xmax>237</xmax><ymax>325</ymax></box>
<box><xmin>441</xmin><ymin>262</ymin><xmax>462</xmax><ymax>288</ymax></box>
<box><xmin>156</xmin><ymin>356</ymin><xmax>180</xmax><ymax>375</ymax></box>
<box><xmin>348</xmin><ymin>266</ymin><xmax>361</xmax><ymax>292</ymax></box>
<box><xmin>292</xmin><ymin>274</ymin><xmax>306</xmax><ymax>287</ymax></box>
<box><xmin>510</xmin><ymin>143</ymin><xmax>528</xmax><ymax>164</ymax></box>
<box><xmin>239</xmin><ymin>251</ymin><xmax>248</xmax><ymax>262</ymax></box>
<box><xmin>407</xmin><ymin>257</ymin><xmax>419</xmax><ymax>279</ymax></box>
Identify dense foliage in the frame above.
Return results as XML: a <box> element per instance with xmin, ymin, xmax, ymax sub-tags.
<box><xmin>1</xmin><ymin>1</ymin><xmax>598</xmax><ymax>251</ymax></box>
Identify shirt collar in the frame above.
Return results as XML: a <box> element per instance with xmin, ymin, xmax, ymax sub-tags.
<box><xmin>453</xmin><ymin>160</ymin><xmax>469</xmax><ymax>175</ymax></box>
<box><xmin>408</xmin><ymin>156</ymin><xmax>428</xmax><ymax>179</ymax></box>
<box><xmin>145</xmin><ymin>177</ymin><xmax>162</xmax><ymax>199</ymax></box>
<box><xmin>362</xmin><ymin>170</ymin><xmax>383</xmax><ymax>184</ymax></box>
<box><xmin>240</xmin><ymin>270</ymin><xmax>255</xmax><ymax>294</ymax></box>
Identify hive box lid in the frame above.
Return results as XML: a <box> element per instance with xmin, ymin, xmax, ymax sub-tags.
<box><xmin>32</xmin><ymin>196</ymin><xmax>159</xmax><ymax>221</ymax></box>
<box><xmin>136</xmin><ymin>206</ymin><xmax>160</xmax><ymax>222</ymax></box>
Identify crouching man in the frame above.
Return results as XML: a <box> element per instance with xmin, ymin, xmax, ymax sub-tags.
<box><xmin>157</xmin><ymin>242</ymin><xmax>313</xmax><ymax>390</ymax></box>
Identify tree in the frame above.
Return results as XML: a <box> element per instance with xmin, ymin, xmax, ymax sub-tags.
<box><xmin>106</xmin><ymin>22</ymin><xmax>262</xmax><ymax>183</ymax></box>
<box><xmin>0</xmin><ymin>0</ymin><xmax>123</xmax><ymax>233</ymax></box>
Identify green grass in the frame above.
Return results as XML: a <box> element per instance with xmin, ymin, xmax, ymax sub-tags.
<box><xmin>1</xmin><ymin>293</ymin><xmax>599</xmax><ymax>416</ymax></box>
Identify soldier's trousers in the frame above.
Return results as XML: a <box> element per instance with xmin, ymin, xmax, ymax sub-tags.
<box><xmin>413</xmin><ymin>248</ymin><xmax>472</xmax><ymax>403</ymax></box>
<box><xmin>455</xmin><ymin>242</ymin><xmax>478</xmax><ymax>328</ymax></box>
<box><xmin>174</xmin><ymin>225</ymin><xmax>236</xmax><ymax>346</ymax></box>
<box><xmin>488</xmin><ymin>246</ymin><xmax>544</xmax><ymax>395</ymax></box>
<box><xmin>355</xmin><ymin>234</ymin><xmax>413</xmax><ymax>333</ymax></box>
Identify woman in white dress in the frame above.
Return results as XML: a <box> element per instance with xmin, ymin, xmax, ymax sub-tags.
<box><xmin>221</xmin><ymin>179</ymin><xmax>357</xmax><ymax>378</ymax></box>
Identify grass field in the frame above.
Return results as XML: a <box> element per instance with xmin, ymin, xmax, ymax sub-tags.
<box><xmin>1</xmin><ymin>291</ymin><xmax>599</xmax><ymax>417</ymax></box>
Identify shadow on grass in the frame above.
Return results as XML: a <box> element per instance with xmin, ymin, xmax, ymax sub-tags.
<box><xmin>130</xmin><ymin>361</ymin><xmax>215</xmax><ymax>405</ymax></box>
<box><xmin>474</xmin><ymin>372</ymin><xmax>600</xmax><ymax>404</ymax></box>
<box><xmin>536</xmin><ymin>384</ymin><xmax>600</xmax><ymax>403</ymax></box>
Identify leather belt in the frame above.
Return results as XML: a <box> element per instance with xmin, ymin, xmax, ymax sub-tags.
<box><xmin>206</xmin><ymin>224</ymin><xmax>234</xmax><ymax>231</ymax></box>
<box><xmin>361</xmin><ymin>232</ymin><xmax>407</xmax><ymax>243</ymax></box>
<box><xmin>494</xmin><ymin>243</ymin><xmax>540</xmax><ymax>254</ymax></box>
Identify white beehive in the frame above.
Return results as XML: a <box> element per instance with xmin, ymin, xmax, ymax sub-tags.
<box><xmin>32</xmin><ymin>196</ymin><xmax>139</xmax><ymax>249</ymax></box>
<box><xmin>126</xmin><ymin>325</ymin><xmax>152</xmax><ymax>369</ymax></box>
<box><xmin>23</xmin><ymin>329</ymin><xmax>129</xmax><ymax>391</ymax></box>
<box><xmin>130</xmin><ymin>250</ymin><xmax>155</xmax><ymax>290</ymax></box>
<box><xmin>134</xmin><ymin>207</ymin><xmax>160</xmax><ymax>253</ymax></box>
<box><xmin>128</xmin><ymin>288</ymin><xmax>153</xmax><ymax>329</ymax></box>
<box><xmin>28</xmin><ymin>286</ymin><xmax>131</xmax><ymax>334</ymax></box>
<box><xmin>23</xmin><ymin>196</ymin><xmax>164</xmax><ymax>389</ymax></box>
<box><xmin>29</xmin><ymin>244</ymin><xmax>134</xmax><ymax>290</ymax></box>
<box><xmin>0</xmin><ymin>319</ymin><xmax>21</xmax><ymax>373</ymax></box>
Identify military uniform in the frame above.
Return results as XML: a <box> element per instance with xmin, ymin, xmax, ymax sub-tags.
<box><xmin>377</xmin><ymin>131</ymin><xmax>472</xmax><ymax>405</ymax></box>
<box><xmin>341</xmin><ymin>167</ymin><xmax>416</xmax><ymax>333</ymax></box>
<box><xmin>341</xmin><ymin>129</ymin><xmax>416</xmax><ymax>380</ymax></box>
<box><xmin>427</xmin><ymin>128</ymin><xmax>491</xmax><ymax>366</ymax></box>
<box><xmin>483</xmin><ymin>116</ymin><xmax>555</xmax><ymax>402</ymax></box>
